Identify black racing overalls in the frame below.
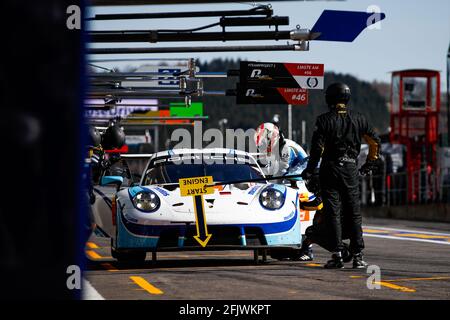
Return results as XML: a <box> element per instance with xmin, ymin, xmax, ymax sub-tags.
<box><xmin>305</xmin><ymin>107</ymin><xmax>381</xmax><ymax>254</ymax></box>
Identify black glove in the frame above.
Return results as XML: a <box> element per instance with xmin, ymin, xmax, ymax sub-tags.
<box><xmin>301</xmin><ymin>168</ymin><xmax>320</xmax><ymax>194</ymax></box>
<box><xmin>359</xmin><ymin>159</ymin><xmax>380</xmax><ymax>176</ymax></box>
<box><xmin>306</xmin><ymin>175</ymin><xmax>321</xmax><ymax>194</ymax></box>
<box><xmin>300</xmin><ymin>168</ymin><xmax>314</xmax><ymax>181</ymax></box>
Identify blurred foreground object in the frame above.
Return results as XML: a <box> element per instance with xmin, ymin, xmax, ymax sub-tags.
<box><xmin>1</xmin><ymin>0</ymin><xmax>84</xmax><ymax>299</ymax></box>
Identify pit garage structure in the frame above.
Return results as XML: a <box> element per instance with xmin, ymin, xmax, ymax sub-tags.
<box><xmin>389</xmin><ymin>69</ymin><xmax>441</xmax><ymax>203</ymax></box>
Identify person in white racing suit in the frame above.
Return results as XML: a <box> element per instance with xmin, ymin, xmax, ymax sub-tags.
<box><xmin>254</xmin><ymin>122</ymin><xmax>308</xmax><ymax>178</ymax></box>
<box><xmin>254</xmin><ymin>122</ymin><xmax>316</xmax><ymax>261</ymax></box>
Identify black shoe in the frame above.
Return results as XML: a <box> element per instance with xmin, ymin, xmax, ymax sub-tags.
<box><xmin>298</xmin><ymin>250</ymin><xmax>314</xmax><ymax>261</ymax></box>
<box><xmin>298</xmin><ymin>247</ymin><xmax>314</xmax><ymax>261</ymax></box>
<box><xmin>342</xmin><ymin>245</ymin><xmax>353</xmax><ymax>263</ymax></box>
<box><xmin>352</xmin><ymin>252</ymin><xmax>368</xmax><ymax>269</ymax></box>
<box><xmin>291</xmin><ymin>246</ymin><xmax>314</xmax><ymax>261</ymax></box>
<box><xmin>324</xmin><ymin>252</ymin><xmax>344</xmax><ymax>269</ymax></box>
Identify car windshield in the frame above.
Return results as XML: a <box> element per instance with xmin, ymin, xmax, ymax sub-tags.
<box><xmin>143</xmin><ymin>163</ymin><xmax>264</xmax><ymax>186</ymax></box>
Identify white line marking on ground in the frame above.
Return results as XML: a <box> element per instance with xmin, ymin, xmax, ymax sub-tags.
<box><xmin>364</xmin><ymin>234</ymin><xmax>450</xmax><ymax>245</ymax></box>
<box><xmin>363</xmin><ymin>225</ymin><xmax>450</xmax><ymax>237</ymax></box>
<box><xmin>82</xmin><ymin>279</ymin><xmax>105</xmax><ymax>300</ymax></box>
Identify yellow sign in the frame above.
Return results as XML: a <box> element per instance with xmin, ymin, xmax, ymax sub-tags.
<box><xmin>179</xmin><ymin>176</ymin><xmax>214</xmax><ymax>197</ymax></box>
<box><xmin>178</xmin><ymin>176</ymin><xmax>214</xmax><ymax>247</ymax></box>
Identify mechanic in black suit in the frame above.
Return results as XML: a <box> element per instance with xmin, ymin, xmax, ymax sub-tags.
<box><xmin>301</xmin><ymin>83</ymin><xmax>381</xmax><ymax>269</ymax></box>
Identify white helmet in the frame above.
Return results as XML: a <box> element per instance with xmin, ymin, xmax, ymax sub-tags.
<box><xmin>254</xmin><ymin>122</ymin><xmax>280</xmax><ymax>155</ymax></box>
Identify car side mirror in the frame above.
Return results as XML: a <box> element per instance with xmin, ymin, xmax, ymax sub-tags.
<box><xmin>100</xmin><ymin>176</ymin><xmax>123</xmax><ymax>191</ymax></box>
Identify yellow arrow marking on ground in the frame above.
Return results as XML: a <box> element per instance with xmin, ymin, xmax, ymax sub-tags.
<box><xmin>383</xmin><ymin>276</ymin><xmax>450</xmax><ymax>282</ymax></box>
<box><xmin>351</xmin><ymin>275</ymin><xmax>450</xmax><ymax>293</ymax></box>
<box><xmin>130</xmin><ymin>276</ymin><xmax>163</xmax><ymax>295</ymax></box>
<box><xmin>391</xmin><ymin>233</ymin><xmax>450</xmax><ymax>240</ymax></box>
<box><xmin>86</xmin><ymin>250</ymin><xmax>102</xmax><ymax>260</ymax></box>
<box><xmin>374</xmin><ymin>281</ymin><xmax>416</xmax><ymax>292</ymax></box>
<box><xmin>86</xmin><ymin>242</ymin><xmax>99</xmax><ymax>249</ymax></box>
<box><xmin>305</xmin><ymin>263</ymin><xmax>322</xmax><ymax>267</ymax></box>
<box><xmin>362</xmin><ymin>229</ymin><xmax>390</xmax><ymax>233</ymax></box>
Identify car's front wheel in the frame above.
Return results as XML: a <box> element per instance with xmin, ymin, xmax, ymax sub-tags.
<box><xmin>111</xmin><ymin>247</ymin><xmax>146</xmax><ymax>263</ymax></box>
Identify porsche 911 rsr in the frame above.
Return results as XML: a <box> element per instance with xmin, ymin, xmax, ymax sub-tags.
<box><xmin>91</xmin><ymin>148</ymin><xmax>319</xmax><ymax>262</ymax></box>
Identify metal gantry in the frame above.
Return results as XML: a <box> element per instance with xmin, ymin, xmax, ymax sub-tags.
<box><xmin>85</xmin><ymin>4</ymin><xmax>386</xmax><ymax>137</ymax></box>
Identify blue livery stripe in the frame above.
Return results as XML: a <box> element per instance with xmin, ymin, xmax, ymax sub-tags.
<box><xmin>119</xmin><ymin>208</ymin><xmax>298</xmax><ymax>237</ymax></box>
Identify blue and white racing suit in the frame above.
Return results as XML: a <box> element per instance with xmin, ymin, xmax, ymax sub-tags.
<box><xmin>279</xmin><ymin>139</ymin><xmax>309</xmax><ymax>177</ymax></box>
<box><xmin>260</xmin><ymin>139</ymin><xmax>308</xmax><ymax>177</ymax></box>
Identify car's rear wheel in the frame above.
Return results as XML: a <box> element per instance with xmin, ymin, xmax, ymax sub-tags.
<box><xmin>111</xmin><ymin>247</ymin><xmax>146</xmax><ymax>263</ymax></box>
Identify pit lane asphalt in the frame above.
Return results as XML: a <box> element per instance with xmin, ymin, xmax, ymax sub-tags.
<box><xmin>84</xmin><ymin>217</ymin><xmax>450</xmax><ymax>300</ymax></box>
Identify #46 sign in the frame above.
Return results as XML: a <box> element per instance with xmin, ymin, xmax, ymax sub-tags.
<box><xmin>236</xmin><ymin>85</ymin><xmax>308</xmax><ymax>105</ymax></box>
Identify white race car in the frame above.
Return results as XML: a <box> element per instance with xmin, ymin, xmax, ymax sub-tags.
<box><xmin>91</xmin><ymin>148</ymin><xmax>321</xmax><ymax>262</ymax></box>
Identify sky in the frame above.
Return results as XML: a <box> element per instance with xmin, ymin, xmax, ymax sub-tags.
<box><xmin>87</xmin><ymin>0</ymin><xmax>450</xmax><ymax>89</ymax></box>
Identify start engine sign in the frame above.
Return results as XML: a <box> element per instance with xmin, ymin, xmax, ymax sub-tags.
<box><xmin>179</xmin><ymin>176</ymin><xmax>214</xmax><ymax>197</ymax></box>
<box><xmin>178</xmin><ymin>176</ymin><xmax>214</xmax><ymax>247</ymax></box>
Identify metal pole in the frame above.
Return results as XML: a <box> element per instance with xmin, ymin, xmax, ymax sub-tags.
<box><xmin>87</xmin><ymin>116</ymin><xmax>209</xmax><ymax>121</ymax></box>
<box><xmin>86</xmin><ymin>96</ymin><xmax>185</xmax><ymax>100</ymax></box>
<box><xmin>123</xmin><ymin>123</ymin><xmax>195</xmax><ymax>127</ymax></box>
<box><xmin>88</xmin><ymin>89</ymin><xmax>181</xmax><ymax>96</ymax></box>
<box><xmin>447</xmin><ymin>42</ymin><xmax>450</xmax><ymax>146</ymax></box>
<box><xmin>88</xmin><ymin>122</ymin><xmax>195</xmax><ymax>127</ymax></box>
<box><xmin>89</xmin><ymin>30</ymin><xmax>292</xmax><ymax>43</ymax></box>
<box><xmin>86</xmin><ymin>91</ymin><xmax>225</xmax><ymax>101</ymax></box>
<box><xmin>87</xmin><ymin>7</ymin><xmax>272</xmax><ymax>21</ymax></box>
<box><xmin>196</xmin><ymin>73</ymin><xmax>228</xmax><ymax>78</ymax></box>
<box><xmin>361</xmin><ymin>176</ymin><xmax>366</xmax><ymax>206</ymax></box>
<box><xmin>369</xmin><ymin>173</ymin><xmax>375</xmax><ymax>204</ymax></box>
<box><xmin>220</xmin><ymin>17</ymin><xmax>289</xmax><ymax>27</ymax></box>
<box><xmin>383</xmin><ymin>159</ymin><xmax>387</xmax><ymax>206</ymax></box>
<box><xmin>88</xmin><ymin>71</ymin><xmax>188</xmax><ymax>77</ymax></box>
<box><xmin>154</xmin><ymin>126</ymin><xmax>159</xmax><ymax>152</ymax></box>
<box><xmin>84</xmin><ymin>103</ymin><xmax>163</xmax><ymax>108</ymax></box>
<box><xmin>87</xmin><ymin>44</ymin><xmax>303</xmax><ymax>55</ymax></box>
<box><xmin>301</xmin><ymin>120</ymin><xmax>306</xmax><ymax>146</ymax></box>
<box><xmin>387</xmin><ymin>173</ymin><xmax>390</xmax><ymax>207</ymax></box>
<box><xmin>88</xmin><ymin>58</ymin><xmax>191</xmax><ymax>63</ymax></box>
<box><xmin>288</xmin><ymin>104</ymin><xmax>292</xmax><ymax>140</ymax></box>
<box><xmin>94</xmin><ymin>72</ymin><xmax>228</xmax><ymax>78</ymax></box>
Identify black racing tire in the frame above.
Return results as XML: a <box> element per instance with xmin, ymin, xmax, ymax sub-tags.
<box><xmin>111</xmin><ymin>247</ymin><xmax>146</xmax><ymax>263</ymax></box>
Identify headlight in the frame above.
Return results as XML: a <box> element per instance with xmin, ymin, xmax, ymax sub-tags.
<box><xmin>259</xmin><ymin>187</ymin><xmax>285</xmax><ymax>210</ymax></box>
<box><xmin>132</xmin><ymin>191</ymin><xmax>160</xmax><ymax>212</ymax></box>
